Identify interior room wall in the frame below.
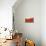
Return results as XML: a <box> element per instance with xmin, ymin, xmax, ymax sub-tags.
<box><xmin>0</xmin><ymin>0</ymin><xmax>16</xmax><ymax>38</ymax></box>
<box><xmin>41</xmin><ymin>0</ymin><xmax>46</xmax><ymax>46</ymax></box>
<box><xmin>13</xmin><ymin>0</ymin><xmax>41</xmax><ymax>46</ymax></box>
<box><xmin>0</xmin><ymin>0</ymin><xmax>16</xmax><ymax>30</ymax></box>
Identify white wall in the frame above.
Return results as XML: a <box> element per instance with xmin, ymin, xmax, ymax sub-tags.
<box><xmin>41</xmin><ymin>0</ymin><xmax>46</xmax><ymax>46</ymax></box>
<box><xmin>13</xmin><ymin>0</ymin><xmax>41</xmax><ymax>46</ymax></box>
<box><xmin>13</xmin><ymin>1</ymin><xmax>46</xmax><ymax>46</ymax></box>
<box><xmin>0</xmin><ymin>0</ymin><xmax>16</xmax><ymax>30</ymax></box>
